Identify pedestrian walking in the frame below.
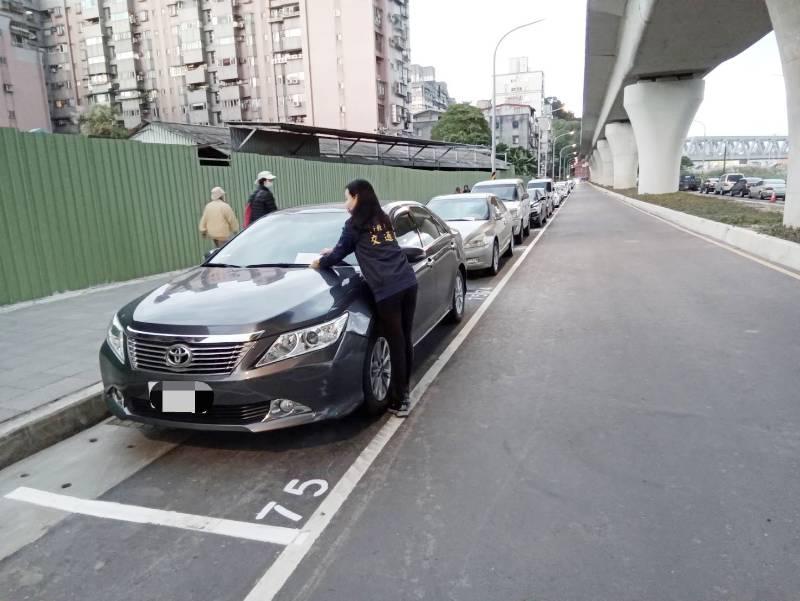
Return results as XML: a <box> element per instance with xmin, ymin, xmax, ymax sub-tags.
<box><xmin>455</xmin><ymin>186</ymin><xmax>462</xmax><ymax>194</ymax></box>
<box><xmin>199</xmin><ymin>186</ymin><xmax>239</xmax><ymax>247</ymax></box>
<box><xmin>462</xmin><ymin>184</ymin><xmax>471</xmax><ymax>193</ymax></box>
<box><xmin>311</xmin><ymin>179</ymin><xmax>417</xmax><ymax>417</ymax></box>
<box><xmin>245</xmin><ymin>170</ymin><xmax>278</xmax><ymax>227</ymax></box>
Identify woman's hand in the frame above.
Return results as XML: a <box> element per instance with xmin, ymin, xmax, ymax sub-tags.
<box><xmin>310</xmin><ymin>258</ymin><xmax>321</xmax><ymax>269</ymax></box>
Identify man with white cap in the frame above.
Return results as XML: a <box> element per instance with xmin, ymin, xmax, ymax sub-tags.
<box><xmin>246</xmin><ymin>170</ymin><xmax>278</xmax><ymax>225</ymax></box>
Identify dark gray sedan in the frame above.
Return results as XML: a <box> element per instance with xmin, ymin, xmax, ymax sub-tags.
<box><xmin>99</xmin><ymin>202</ymin><xmax>466</xmax><ymax>432</ymax></box>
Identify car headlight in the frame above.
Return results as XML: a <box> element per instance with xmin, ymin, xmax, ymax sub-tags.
<box><xmin>106</xmin><ymin>313</ymin><xmax>125</xmax><ymax>364</ymax></box>
<box><xmin>257</xmin><ymin>313</ymin><xmax>349</xmax><ymax>367</ymax></box>
<box><xmin>464</xmin><ymin>237</ymin><xmax>488</xmax><ymax>249</ymax></box>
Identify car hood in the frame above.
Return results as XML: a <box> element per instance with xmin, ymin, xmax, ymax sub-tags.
<box><xmin>447</xmin><ymin>220</ymin><xmax>492</xmax><ymax>240</ymax></box>
<box><xmin>122</xmin><ymin>266</ymin><xmax>364</xmax><ymax>336</ymax></box>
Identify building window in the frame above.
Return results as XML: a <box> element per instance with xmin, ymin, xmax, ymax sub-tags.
<box><xmin>512</xmin><ymin>135</ymin><xmax>520</xmax><ymax>145</ymax></box>
<box><xmin>512</xmin><ymin>120</ymin><xmax>519</xmax><ymax>129</ymax></box>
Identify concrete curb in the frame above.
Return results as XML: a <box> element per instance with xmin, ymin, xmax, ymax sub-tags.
<box><xmin>0</xmin><ymin>384</ymin><xmax>109</xmax><ymax>470</ymax></box>
<box><xmin>595</xmin><ymin>185</ymin><xmax>800</xmax><ymax>274</ymax></box>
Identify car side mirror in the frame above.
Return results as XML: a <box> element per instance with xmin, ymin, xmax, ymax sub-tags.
<box><xmin>402</xmin><ymin>246</ymin><xmax>426</xmax><ymax>263</ymax></box>
<box><xmin>522</xmin><ymin>193</ymin><xmax>529</xmax><ymax>200</ymax></box>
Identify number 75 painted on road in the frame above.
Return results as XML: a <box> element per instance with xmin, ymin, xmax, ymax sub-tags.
<box><xmin>256</xmin><ymin>479</ymin><xmax>329</xmax><ymax>523</ymax></box>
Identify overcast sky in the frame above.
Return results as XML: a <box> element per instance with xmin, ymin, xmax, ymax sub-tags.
<box><xmin>410</xmin><ymin>0</ymin><xmax>788</xmax><ymax>137</ymax></box>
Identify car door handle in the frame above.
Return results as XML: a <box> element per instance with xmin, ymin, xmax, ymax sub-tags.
<box><xmin>449</xmin><ymin>241</ymin><xmax>456</xmax><ymax>249</ymax></box>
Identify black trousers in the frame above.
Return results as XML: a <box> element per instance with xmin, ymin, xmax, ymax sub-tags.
<box><xmin>374</xmin><ymin>285</ymin><xmax>418</xmax><ymax>399</ymax></box>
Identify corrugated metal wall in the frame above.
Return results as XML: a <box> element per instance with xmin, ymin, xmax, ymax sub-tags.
<box><xmin>0</xmin><ymin>128</ymin><xmax>489</xmax><ymax>305</ymax></box>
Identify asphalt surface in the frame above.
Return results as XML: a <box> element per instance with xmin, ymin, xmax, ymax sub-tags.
<box><xmin>2</xmin><ymin>184</ymin><xmax>800</xmax><ymax>601</ymax></box>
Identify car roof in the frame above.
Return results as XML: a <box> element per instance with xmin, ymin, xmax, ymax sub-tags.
<box><xmin>431</xmin><ymin>193</ymin><xmax>492</xmax><ymax>202</ymax></box>
<box><xmin>278</xmin><ymin>200</ymin><xmax>423</xmax><ymax>215</ymax></box>
<box><xmin>473</xmin><ymin>178</ymin><xmax>522</xmax><ymax>186</ymax></box>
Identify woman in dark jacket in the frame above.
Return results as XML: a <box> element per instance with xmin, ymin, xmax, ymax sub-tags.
<box><xmin>311</xmin><ymin>179</ymin><xmax>417</xmax><ymax>417</ymax></box>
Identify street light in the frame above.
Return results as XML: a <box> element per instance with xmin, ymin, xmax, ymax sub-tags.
<box><xmin>539</xmin><ymin>105</ymin><xmax>572</xmax><ymax>178</ymax></box>
<box><xmin>551</xmin><ymin>129</ymin><xmax>575</xmax><ymax>179</ymax></box>
<box><xmin>559</xmin><ymin>144</ymin><xmax>577</xmax><ymax>180</ymax></box>
<box><xmin>561</xmin><ymin>150</ymin><xmax>578</xmax><ymax>180</ymax></box>
<box><xmin>491</xmin><ymin>19</ymin><xmax>546</xmax><ymax>175</ymax></box>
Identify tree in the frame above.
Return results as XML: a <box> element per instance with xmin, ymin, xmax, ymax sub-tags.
<box><xmin>505</xmin><ymin>146</ymin><xmax>537</xmax><ymax>177</ymax></box>
<box><xmin>431</xmin><ymin>103</ymin><xmax>491</xmax><ymax>146</ymax></box>
<box><xmin>79</xmin><ymin>104</ymin><xmax>128</xmax><ymax>139</ymax></box>
<box><xmin>680</xmin><ymin>155</ymin><xmax>695</xmax><ymax>171</ymax></box>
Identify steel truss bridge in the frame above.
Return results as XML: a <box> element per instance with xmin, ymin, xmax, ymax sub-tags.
<box><xmin>684</xmin><ymin>136</ymin><xmax>789</xmax><ymax>162</ymax></box>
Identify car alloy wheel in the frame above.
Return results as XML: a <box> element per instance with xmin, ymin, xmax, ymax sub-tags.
<box><xmin>369</xmin><ymin>337</ymin><xmax>391</xmax><ymax>401</ymax></box>
<box><xmin>448</xmin><ymin>271</ymin><xmax>465</xmax><ymax>323</ymax></box>
<box><xmin>491</xmin><ymin>242</ymin><xmax>500</xmax><ymax>275</ymax></box>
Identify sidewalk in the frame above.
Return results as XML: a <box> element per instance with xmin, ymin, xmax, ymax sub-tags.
<box><xmin>0</xmin><ymin>273</ymin><xmax>178</xmax><ymax>466</ymax></box>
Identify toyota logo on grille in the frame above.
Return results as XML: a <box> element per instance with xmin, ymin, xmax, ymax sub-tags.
<box><xmin>165</xmin><ymin>344</ymin><xmax>193</xmax><ymax>368</ymax></box>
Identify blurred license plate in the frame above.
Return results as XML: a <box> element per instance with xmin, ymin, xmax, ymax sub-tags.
<box><xmin>149</xmin><ymin>382</ymin><xmax>213</xmax><ymax>414</ymax></box>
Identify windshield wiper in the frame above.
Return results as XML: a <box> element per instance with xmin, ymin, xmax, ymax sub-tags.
<box><xmin>204</xmin><ymin>262</ymin><xmax>241</xmax><ymax>268</ymax></box>
<box><xmin>448</xmin><ymin>218</ymin><xmax>477</xmax><ymax>222</ymax></box>
<box><xmin>244</xmin><ymin>263</ymin><xmax>307</xmax><ymax>268</ymax></box>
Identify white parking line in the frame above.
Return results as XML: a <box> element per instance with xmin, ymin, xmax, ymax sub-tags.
<box><xmin>4</xmin><ymin>486</ymin><xmax>300</xmax><ymax>546</ymax></box>
<box><xmin>241</xmin><ymin>198</ymin><xmax>570</xmax><ymax>601</ymax></box>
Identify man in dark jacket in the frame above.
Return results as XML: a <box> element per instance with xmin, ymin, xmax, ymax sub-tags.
<box><xmin>248</xmin><ymin>170</ymin><xmax>278</xmax><ymax>224</ymax></box>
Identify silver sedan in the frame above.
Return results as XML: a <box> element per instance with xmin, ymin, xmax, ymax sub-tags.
<box><xmin>427</xmin><ymin>193</ymin><xmax>514</xmax><ymax>276</ymax></box>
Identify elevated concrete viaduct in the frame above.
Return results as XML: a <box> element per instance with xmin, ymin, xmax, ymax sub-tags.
<box><xmin>581</xmin><ymin>0</ymin><xmax>799</xmax><ymax>227</ymax></box>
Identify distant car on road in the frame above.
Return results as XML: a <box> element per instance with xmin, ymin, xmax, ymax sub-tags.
<box><xmin>527</xmin><ymin>178</ymin><xmax>555</xmax><ymax>218</ymax></box>
<box><xmin>528</xmin><ymin>188</ymin><xmax>548</xmax><ymax>227</ymax></box>
<box><xmin>716</xmin><ymin>173</ymin><xmax>745</xmax><ymax>195</ymax></box>
<box><xmin>678</xmin><ymin>175</ymin><xmax>700</xmax><ymax>191</ymax></box>
<box><xmin>470</xmin><ymin>179</ymin><xmax>531</xmax><ymax>244</ymax></box>
<box><xmin>729</xmin><ymin>177</ymin><xmax>762</xmax><ymax>197</ymax></box>
<box><xmin>748</xmin><ymin>178</ymin><xmax>786</xmax><ymax>200</ymax></box>
<box><xmin>700</xmin><ymin>177</ymin><xmax>719</xmax><ymax>194</ymax></box>
<box><xmin>553</xmin><ymin>181</ymin><xmax>569</xmax><ymax>207</ymax></box>
<box><xmin>427</xmin><ymin>193</ymin><xmax>514</xmax><ymax>275</ymax></box>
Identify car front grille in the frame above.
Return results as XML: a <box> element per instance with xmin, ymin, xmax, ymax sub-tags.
<box><xmin>127</xmin><ymin>335</ymin><xmax>254</xmax><ymax>376</ymax></box>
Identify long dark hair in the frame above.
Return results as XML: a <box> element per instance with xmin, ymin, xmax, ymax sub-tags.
<box><xmin>347</xmin><ymin>179</ymin><xmax>392</xmax><ymax>231</ymax></box>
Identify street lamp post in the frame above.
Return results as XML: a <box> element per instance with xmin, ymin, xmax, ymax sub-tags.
<box><xmin>492</xmin><ymin>19</ymin><xmax>546</xmax><ymax>175</ymax></box>
<box><xmin>561</xmin><ymin>150</ymin><xmax>577</xmax><ymax>179</ymax></box>
<box><xmin>559</xmin><ymin>144</ymin><xmax>577</xmax><ymax>179</ymax></box>
<box><xmin>551</xmin><ymin>130</ymin><xmax>575</xmax><ymax>180</ymax></box>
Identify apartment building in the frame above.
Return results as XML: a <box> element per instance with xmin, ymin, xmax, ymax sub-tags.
<box><xmin>0</xmin><ymin>0</ymin><xmax>50</xmax><ymax>130</ymax></box>
<box><xmin>481</xmin><ymin>103</ymin><xmax>536</xmax><ymax>151</ymax></box>
<box><xmin>32</xmin><ymin>0</ymin><xmax>411</xmax><ymax>134</ymax></box>
<box><xmin>409</xmin><ymin>63</ymin><xmax>450</xmax><ymax>115</ymax></box>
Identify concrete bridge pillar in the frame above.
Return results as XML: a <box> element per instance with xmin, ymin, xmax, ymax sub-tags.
<box><xmin>624</xmin><ymin>79</ymin><xmax>705</xmax><ymax>194</ymax></box>
<box><xmin>605</xmin><ymin>122</ymin><xmax>638</xmax><ymax>190</ymax></box>
<box><xmin>597</xmin><ymin>140</ymin><xmax>614</xmax><ymax>187</ymax></box>
<box><xmin>765</xmin><ymin>0</ymin><xmax>800</xmax><ymax>227</ymax></box>
<box><xmin>590</xmin><ymin>150</ymin><xmax>603</xmax><ymax>184</ymax></box>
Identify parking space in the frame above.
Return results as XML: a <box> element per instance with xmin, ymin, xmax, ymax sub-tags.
<box><xmin>0</xmin><ymin>211</ymin><xmax>556</xmax><ymax>601</ymax></box>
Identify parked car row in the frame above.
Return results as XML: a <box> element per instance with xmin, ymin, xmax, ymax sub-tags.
<box><xmin>100</xmin><ymin>178</ymin><xmax>571</xmax><ymax>436</ymax></box>
<box><xmin>698</xmin><ymin>173</ymin><xmax>786</xmax><ymax>200</ymax></box>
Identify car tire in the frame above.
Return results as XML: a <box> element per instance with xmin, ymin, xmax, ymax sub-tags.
<box><xmin>537</xmin><ymin>212</ymin><xmax>546</xmax><ymax>227</ymax></box>
<box><xmin>504</xmin><ymin>232</ymin><xmax>514</xmax><ymax>258</ymax></box>
<box><xmin>524</xmin><ymin>219</ymin><xmax>531</xmax><ymax>237</ymax></box>
<box><xmin>488</xmin><ymin>240</ymin><xmax>500</xmax><ymax>276</ymax></box>
<box><xmin>515</xmin><ymin>222</ymin><xmax>524</xmax><ymax>245</ymax></box>
<box><xmin>446</xmin><ymin>269</ymin><xmax>466</xmax><ymax>324</ymax></box>
<box><xmin>362</xmin><ymin>333</ymin><xmax>392</xmax><ymax>415</ymax></box>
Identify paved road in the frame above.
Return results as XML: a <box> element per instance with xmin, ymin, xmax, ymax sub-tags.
<box><xmin>1</xmin><ymin>185</ymin><xmax>799</xmax><ymax>601</ymax></box>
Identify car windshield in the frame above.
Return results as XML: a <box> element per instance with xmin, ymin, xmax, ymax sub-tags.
<box><xmin>471</xmin><ymin>184</ymin><xmax>517</xmax><ymax>201</ymax></box>
<box><xmin>428</xmin><ymin>197</ymin><xmax>489</xmax><ymax>221</ymax></box>
<box><xmin>729</xmin><ymin>175</ymin><xmax>743</xmax><ymax>182</ymax></box>
<box><xmin>765</xmin><ymin>179</ymin><xmax>785</xmax><ymax>185</ymax></box>
<box><xmin>209</xmin><ymin>210</ymin><xmax>356</xmax><ymax>267</ymax></box>
<box><xmin>527</xmin><ymin>181</ymin><xmax>546</xmax><ymax>189</ymax></box>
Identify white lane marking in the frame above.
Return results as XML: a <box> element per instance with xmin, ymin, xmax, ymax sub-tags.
<box><xmin>241</xmin><ymin>197</ymin><xmax>569</xmax><ymax>601</ymax></box>
<box><xmin>5</xmin><ymin>487</ymin><xmax>300</xmax><ymax>546</ymax></box>
<box><xmin>256</xmin><ymin>502</ymin><xmax>302</xmax><ymax>523</ymax></box>
<box><xmin>600</xmin><ymin>186</ymin><xmax>800</xmax><ymax>283</ymax></box>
